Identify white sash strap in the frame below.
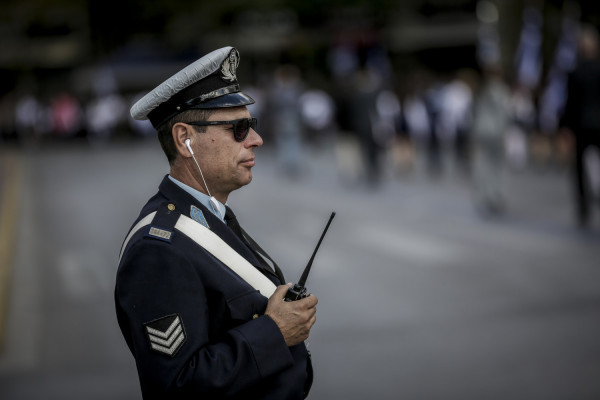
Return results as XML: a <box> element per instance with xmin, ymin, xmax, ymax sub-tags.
<box><xmin>119</xmin><ymin>212</ymin><xmax>157</xmax><ymax>261</ymax></box>
<box><xmin>118</xmin><ymin>213</ymin><xmax>277</xmax><ymax>298</ymax></box>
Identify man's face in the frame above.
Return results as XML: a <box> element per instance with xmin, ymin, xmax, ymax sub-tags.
<box><xmin>189</xmin><ymin>106</ymin><xmax>263</xmax><ymax>199</ymax></box>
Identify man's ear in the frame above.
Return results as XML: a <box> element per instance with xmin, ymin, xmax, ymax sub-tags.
<box><xmin>172</xmin><ymin>122</ymin><xmax>193</xmax><ymax>158</ymax></box>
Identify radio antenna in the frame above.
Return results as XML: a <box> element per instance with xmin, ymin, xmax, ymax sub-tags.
<box><xmin>298</xmin><ymin>212</ymin><xmax>336</xmax><ymax>287</ymax></box>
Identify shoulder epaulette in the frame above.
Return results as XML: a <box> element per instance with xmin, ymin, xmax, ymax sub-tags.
<box><xmin>145</xmin><ymin>202</ymin><xmax>181</xmax><ymax>243</ymax></box>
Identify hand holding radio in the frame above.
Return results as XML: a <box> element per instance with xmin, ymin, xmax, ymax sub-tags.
<box><xmin>265</xmin><ymin>211</ymin><xmax>335</xmax><ymax>346</ymax></box>
<box><xmin>265</xmin><ymin>285</ymin><xmax>318</xmax><ymax>346</ymax></box>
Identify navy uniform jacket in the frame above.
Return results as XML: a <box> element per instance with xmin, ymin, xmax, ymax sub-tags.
<box><xmin>115</xmin><ymin>176</ymin><xmax>312</xmax><ymax>399</ymax></box>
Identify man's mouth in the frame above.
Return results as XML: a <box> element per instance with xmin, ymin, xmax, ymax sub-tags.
<box><xmin>240</xmin><ymin>158</ymin><xmax>255</xmax><ymax>167</ymax></box>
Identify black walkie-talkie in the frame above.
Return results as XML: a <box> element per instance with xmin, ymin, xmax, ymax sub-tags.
<box><xmin>284</xmin><ymin>212</ymin><xmax>336</xmax><ymax>302</ymax></box>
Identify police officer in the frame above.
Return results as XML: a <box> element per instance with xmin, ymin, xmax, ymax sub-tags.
<box><xmin>115</xmin><ymin>46</ymin><xmax>317</xmax><ymax>399</ymax></box>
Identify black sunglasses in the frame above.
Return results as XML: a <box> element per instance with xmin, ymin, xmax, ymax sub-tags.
<box><xmin>187</xmin><ymin>118</ymin><xmax>258</xmax><ymax>142</ymax></box>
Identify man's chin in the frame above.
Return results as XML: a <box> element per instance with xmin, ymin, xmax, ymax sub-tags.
<box><xmin>235</xmin><ymin>172</ymin><xmax>253</xmax><ymax>189</ymax></box>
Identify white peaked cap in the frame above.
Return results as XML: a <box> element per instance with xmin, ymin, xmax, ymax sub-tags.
<box><xmin>130</xmin><ymin>46</ymin><xmax>254</xmax><ymax>128</ymax></box>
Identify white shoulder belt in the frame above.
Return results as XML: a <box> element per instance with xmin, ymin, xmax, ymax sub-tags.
<box><xmin>119</xmin><ymin>212</ymin><xmax>277</xmax><ymax>298</ymax></box>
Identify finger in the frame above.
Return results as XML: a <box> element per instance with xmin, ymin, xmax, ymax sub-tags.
<box><xmin>270</xmin><ymin>284</ymin><xmax>291</xmax><ymax>300</ymax></box>
<box><xmin>300</xmin><ymin>294</ymin><xmax>318</xmax><ymax>308</ymax></box>
<box><xmin>304</xmin><ymin>314</ymin><xmax>317</xmax><ymax>333</ymax></box>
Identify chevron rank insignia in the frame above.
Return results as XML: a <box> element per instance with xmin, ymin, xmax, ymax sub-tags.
<box><xmin>144</xmin><ymin>314</ymin><xmax>186</xmax><ymax>357</ymax></box>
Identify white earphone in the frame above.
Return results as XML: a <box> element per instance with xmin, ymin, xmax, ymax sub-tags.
<box><xmin>185</xmin><ymin>138</ymin><xmax>194</xmax><ymax>155</ymax></box>
<box><xmin>184</xmin><ymin>138</ymin><xmax>222</xmax><ymax>218</ymax></box>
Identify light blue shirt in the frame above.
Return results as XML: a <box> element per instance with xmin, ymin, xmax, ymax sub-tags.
<box><xmin>168</xmin><ymin>175</ymin><xmax>226</xmax><ymax>222</ymax></box>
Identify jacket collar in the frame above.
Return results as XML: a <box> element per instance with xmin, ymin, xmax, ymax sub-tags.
<box><xmin>158</xmin><ymin>175</ymin><xmax>229</xmax><ymax>235</ymax></box>
<box><xmin>156</xmin><ymin>175</ymin><xmax>277</xmax><ymax>281</ymax></box>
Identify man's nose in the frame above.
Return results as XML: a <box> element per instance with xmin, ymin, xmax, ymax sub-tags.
<box><xmin>245</xmin><ymin>127</ymin><xmax>263</xmax><ymax>148</ymax></box>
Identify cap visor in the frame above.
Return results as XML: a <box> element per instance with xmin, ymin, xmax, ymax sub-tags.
<box><xmin>191</xmin><ymin>92</ymin><xmax>255</xmax><ymax>109</ymax></box>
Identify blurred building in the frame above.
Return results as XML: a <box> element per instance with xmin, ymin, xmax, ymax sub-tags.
<box><xmin>1</xmin><ymin>0</ymin><xmax>600</xmax><ymax>143</ymax></box>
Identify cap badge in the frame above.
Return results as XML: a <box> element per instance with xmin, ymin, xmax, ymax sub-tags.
<box><xmin>220</xmin><ymin>48</ymin><xmax>240</xmax><ymax>83</ymax></box>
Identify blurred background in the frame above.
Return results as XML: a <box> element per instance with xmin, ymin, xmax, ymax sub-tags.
<box><xmin>1</xmin><ymin>0</ymin><xmax>600</xmax><ymax>399</ymax></box>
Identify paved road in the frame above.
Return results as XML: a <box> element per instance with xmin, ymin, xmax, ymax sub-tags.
<box><xmin>0</xmin><ymin>139</ymin><xmax>599</xmax><ymax>399</ymax></box>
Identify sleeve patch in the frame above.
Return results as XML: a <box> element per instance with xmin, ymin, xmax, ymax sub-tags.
<box><xmin>144</xmin><ymin>314</ymin><xmax>186</xmax><ymax>357</ymax></box>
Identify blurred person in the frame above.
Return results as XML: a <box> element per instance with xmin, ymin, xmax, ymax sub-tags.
<box><xmin>560</xmin><ymin>25</ymin><xmax>600</xmax><ymax>227</ymax></box>
<box><xmin>537</xmin><ymin>7</ymin><xmax>580</xmax><ymax>169</ymax></box>
<box><xmin>115</xmin><ymin>47</ymin><xmax>317</xmax><ymax>399</ymax></box>
<box><xmin>374</xmin><ymin>89</ymin><xmax>401</xmax><ymax>173</ymax></box>
<box><xmin>422</xmin><ymin>79</ymin><xmax>446</xmax><ymax>177</ymax></box>
<box><xmin>50</xmin><ymin>92</ymin><xmax>83</xmax><ymax>138</ymax></box>
<box><xmin>85</xmin><ymin>93</ymin><xmax>127</xmax><ymax>143</ymax></box>
<box><xmin>403</xmin><ymin>76</ymin><xmax>432</xmax><ymax>177</ymax></box>
<box><xmin>299</xmin><ymin>89</ymin><xmax>335</xmax><ymax>136</ymax></box>
<box><xmin>514</xmin><ymin>5</ymin><xmax>544</xmax><ymax>92</ymax></box>
<box><xmin>374</xmin><ymin>89</ymin><xmax>401</xmax><ymax>147</ymax></box>
<box><xmin>299</xmin><ymin>88</ymin><xmax>337</xmax><ymax>163</ymax></box>
<box><xmin>476</xmin><ymin>0</ymin><xmax>501</xmax><ymax>69</ymax></box>
<box><xmin>513</xmin><ymin>4</ymin><xmax>548</xmax><ymax>167</ymax></box>
<box><xmin>506</xmin><ymin>84</ymin><xmax>535</xmax><ymax>170</ymax></box>
<box><xmin>269</xmin><ymin>64</ymin><xmax>305</xmax><ymax>178</ymax></box>
<box><xmin>15</xmin><ymin>94</ymin><xmax>50</xmax><ymax>143</ymax></box>
<box><xmin>470</xmin><ymin>65</ymin><xmax>512</xmax><ymax>215</ymax></box>
<box><xmin>86</xmin><ymin>64</ymin><xmax>126</xmax><ymax>142</ymax></box>
<box><xmin>329</xmin><ymin>44</ymin><xmax>363</xmax><ymax>184</ymax></box>
<box><xmin>477</xmin><ymin>0</ymin><xmax>527</xmax><ymax>173</ymax></box>
<box><xmin>349</xmin><ymin>65</ymin><xmax>384</xmax><ymax>186</ymax></box>
<box><xmin>436</xmin><ymin>72</ymin><xmax>474</xmax><ymax>173</ymax></box>
<box><xmin>538</xmin><ymin>10</ymin><xmax>579</xmax><ymax>137</ymax></box>
<box><xmin>328</xmin><ymin>42</ymin><xmax>359</xmax><ymax>81</ymax></box>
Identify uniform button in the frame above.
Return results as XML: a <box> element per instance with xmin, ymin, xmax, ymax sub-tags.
<box><xmin>252</xmin><ymin>314</ymin><xmax>259</xmax><ymax>319</ymax></box>
<box><xmin>168</xmin><ymin>203</ymin><xmax>175</xmax><ymax>211</ymax></box>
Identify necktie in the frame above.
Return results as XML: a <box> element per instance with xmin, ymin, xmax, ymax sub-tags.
<box><xmin>224</xmin><ymin>206</ymin><xmax>244</xmax><ymax>239</ymax></box>
<box><xmin>225</xmin><ymin>206</ymin><xmax>285</xmax><ymax>283</ymax></box>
